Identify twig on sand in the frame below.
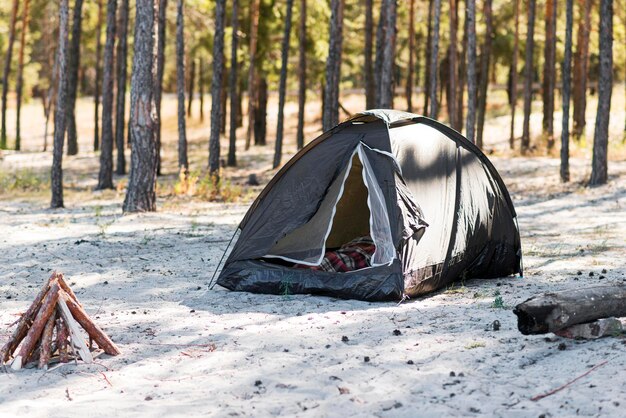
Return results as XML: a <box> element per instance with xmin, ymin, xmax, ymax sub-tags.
<box><xmin>531</xmin><ymin>361</ymin><xmax>608</xmax><ymax>401</ymax></box>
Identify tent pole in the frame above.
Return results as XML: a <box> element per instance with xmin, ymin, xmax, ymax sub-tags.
<box><xmin>208</xmin><ymin>228</ymin><xmax>240</xmax><ymax>290</ymax></box>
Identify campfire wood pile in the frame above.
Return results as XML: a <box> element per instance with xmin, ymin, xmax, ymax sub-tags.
<box><xmin>1</xmin><ymin>272</ymin><xmax>121</xmax><ymax>370</ymax></box>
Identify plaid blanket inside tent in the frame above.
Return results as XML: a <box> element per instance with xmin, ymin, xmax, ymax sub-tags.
<box><xmin>295</xmin><ymin>236</ymin><xmax>376</xmax><ymax>273</ymax></box>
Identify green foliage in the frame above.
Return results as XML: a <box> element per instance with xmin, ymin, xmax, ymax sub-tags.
<box><xmin>491</xmin><ymin>290</ymin><xmax>505</xmax><ymax>309</ymax></box>
<box><xmin>0</xmin><ymin>168</ymin><xmax>48</xmax><ymax>194</ymax></box>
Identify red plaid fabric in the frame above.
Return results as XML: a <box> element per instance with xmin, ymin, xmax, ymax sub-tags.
<box><xmin>294</xmin><ymin>236</ymin><xmax>376</xmax><ymax>273</ymax></box>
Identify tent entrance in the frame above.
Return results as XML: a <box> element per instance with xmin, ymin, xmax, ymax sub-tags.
<box><xmin>263</xmin><ymin>144</ymin><xmax>395</xmax><ymax>271</ymax></box>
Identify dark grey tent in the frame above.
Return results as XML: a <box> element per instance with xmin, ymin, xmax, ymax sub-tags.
<box><xmin>216</xmin><ymin>110</ymin><xmax>522</xmax><ymax>301</ymax></box>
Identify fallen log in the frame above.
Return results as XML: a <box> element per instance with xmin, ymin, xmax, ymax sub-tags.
<box><xmin>38</xmin><ymin>314</ymin><xmax>56</xmax><ymax>369</ymax></box>
<box><xmin>0</xmin><ymin>274</ymin><xmax>55</xmax><ymax>363</ymax></box>
<box><xmin>12</xmin><ymin>281</ymin><xmax>60</xmax><ymax>370</ymax></box>
<box><xmin>514</xmin><ymin>285</ymin><xmax>626</xmax><ymax>335</ymax></box>
<box><xmin>60</xmin><ymin>290</ymin><xmax>121</xmax><ymax>356</ymax></box>
<box><xmin>555</xmin><ymin>317</ymin><xmax>623</xmax><ymax>339</ymax></box>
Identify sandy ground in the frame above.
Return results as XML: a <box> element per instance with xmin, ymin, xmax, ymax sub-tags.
<box><xmin>1</xmin><ymin>93</ymin><xmax>626</xmax><ymax>417</ymax></box>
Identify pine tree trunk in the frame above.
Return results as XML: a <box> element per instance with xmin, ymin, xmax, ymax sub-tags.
<box><xmin>447</xmin><ymin>0</ymin><xmax>458</xmax><ymax>128</ymax></box>
<box><xmin>364</xmin><ymin>0</ymin><xmax>375</xmax><ymax>109</ymax></box>
<box><xmin>374</xmin><ymin>3</ymin><xmax>387</xmax><ymax>107</ymax></box>
<box><xmin>115</xmin><ymin>0</ymin><xmax>129</xmax><ymax>175</ymax></box>
<box><xmin>94</xmin><ymin>0</ymin><xmax>104</xmax><ymax>151</ymax></box>
<box><xmin>465</xmin><ymin>0</ymin><xmax>477</xmax><ymax>142</ymax></box>
<box><xmin>220</xmin><ymin>63</ymin><xmax>227</xmax><ymax>134</ymax></box>
<box><xmin>509</xmin><ymin>0</ymin><xmax>520</xmax><ymax>149</ymax></box>
<box><xmin>406</xmin><ymin>0</ymin><xmax>416</xmax><ymax>112</ymax></box>
<box><xmin>227</xmin><ymin>0</ymin><xmax>239</xmax><ymax>167</ymax></box>
<box><xmin>208</xmin><ymin>0</ymin><xmax>226</xmax><ymax>176</ymax></box>
<box><xmin>246</xmin><ymin>0</ymin><xmax>260</xmax><ymax>149</ymax></box>
<box><xmin>379</xmin><ymin>0</ymin><xmax>396</xmax><ymax>109</ymax></box>
<box><xmin>254</xmin><ymin>76</ymin><xmax>267</xmax><ymax>146</ymax></box>
<box><xmin>521</xmin><ymin>0</ymin><xmax>536</xmax><ymax>153</ymax></box>
<box><xmin>322</xmin><ymin>0</ymin><xmax>344</xmax><ymax>131</ymax></box>
<box><xmin>561</xmin><ymin>0</ymin><xmax>573</xmax><ymax>182</ymax></box>
<box><xmin>572</xmin><ymin>0</ymin><xmax>591</xmax><ymax>138</ymax></box>
<box><xmin>123</xmin><ymin>0</ymin><xmax>158</xmax><ymax>212</ymax></box>
<box><xmin>199</xmin><ymin>59</ymin><xmax>205</xmax><ymax>121</ymax></box>
<box><xmin>176</xmin><ymin>0</ymin><xmax>188</xmax><ymax>171</ymax></box>
<box><xmin>589</xmin><ymin>0</ymin><xmax>613</xmax><ymax>186</ymax></box>
<box><xmin>43</xmin><ymin>4</ymin><xmax>58</xmax><ymax>153</ymax></box>
<box><xmin>428</xmin><ymin>0</ymin><xmax>441</xmax><ymax>119</ymax></box>
<box><xmin>296</xmin><ymin>0</ymin><xmax>307</xmax><ymax>149</ymax></box>
<box><xmin>475</xmin><ymin>0</ymin><xmax>492</xmax><ymax>149</ymax></box>
<box><xmin>273</xmin><ymin>0</ymin><xmax>294</xmax><ymax>168</ymax></box>
<box><xmin>1</xmin><ymin>0</ymin><xmax>20</xmax><ymax>149</ymax></box>
<box><xmin>65</xmin><ymin>0</ymin><xmax>84</xmax><ymax>156</ymax></box>
<box><xmin>155</xmin><ymin>0</ymin><xmax>167</xmax><ymax>176</ymax></box>
<box><xmin>456</xmin><ymin>2</ymin><xmax>467</xmax><ymax>132</ymax></box>
<box><xmin>51</xmin><ymin>0</ymin><xmax>70</xmax><ymax>208</ymax></box>
<box><xmin>97</xmin><ymin>0</ymin><xmax>117</xmax><ymax>190</ymax></box>
<box><xmin>542</xmin><ymin>0</ymin><xmax>556</xmax><ymax>147</ymax></box>
<box><xmin>423</xmin><ymin>0</ymin><xmax>434</xmax><ymax>115</ymax></box>
<box><xmin>15</xmin><ymin>0</ymin><xmax>30</xmax><ymax>151</ymax></box>
<box><xmin>187</xmin><ymin>58</ymin><xmax>195</xmax><ymax>117</ymax></box>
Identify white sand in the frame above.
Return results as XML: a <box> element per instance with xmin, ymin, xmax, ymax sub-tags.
<box><xmin>1</xmin><ymin>152</ymin><xmax>625</xmax><ymax>416</ymax></box>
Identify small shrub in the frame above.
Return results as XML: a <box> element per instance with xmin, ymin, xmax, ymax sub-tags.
<box><xmin>491</xmin><ymin>290</ymin><xmax>505</xmax><ymax>309</ymax></box>
<box><xmin>0</xmin><ymin>169</ymin><xmax>48</xmax><ymax>194</ymax></box>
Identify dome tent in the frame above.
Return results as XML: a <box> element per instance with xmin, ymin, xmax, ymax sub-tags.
<box><xmin>216</xmin><ymin>110</ymin><xmax>522</xmax><ymax>301</ymax></box>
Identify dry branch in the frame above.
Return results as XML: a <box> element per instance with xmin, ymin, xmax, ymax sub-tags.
<box><xmin>57</xmin><ymin>295</ymin><xmax>93</xmax><ymax>364</ymax></box>
<box><xmin>61</xmin><ymin>290</ymin><xmax>120</xmax><ymax>355</ymax></box>
<box><xmin>12</xmin><ymin>281</ymin><xmax>60</xmax><ymax>370</ymax></box>
<box><xmin>56</xmin><ymin>315</ymin><xmax>69</xmax><ymax>363</ymax></box>
<box><xmin>38</xmin><ymin>314</ymin><xmax>56</xmax><ymax>369</ymax></box>
<box><xmin>0</xmin><ymin>273</ymin><xmax>55</xmax><ymax>363</ymax></box>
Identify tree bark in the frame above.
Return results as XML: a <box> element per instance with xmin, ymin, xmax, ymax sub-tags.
<box><xmin>364</xmin><ymin>0</ymin><xmax>374</xmax><ymax>109</ymax></box>
<box><xmin>509</xmin><ymin>0</ymin><xmax>520</xmax><ymax>149</ymax></box>
<box><xmin>227</xmin><ymin>0</ymin><xmax>239</xmax><ymax>167</ymax></box>
<box><xmin>38</xmin><ymin>314</ymin><xmax>56</xmax><ymax>369</ymax></box>
<box><xmin>572</xmin><ymin>0</ymin><xmax>592</xmax><ymax>138</ymax></box>
<box><xmin>220</xmin><ymin>62</ymin><xmax>227</xmax><ymax>134</ymax></box>
<box><xmin>560</xmin><ymin>0</ymin><xmax>573</xmax><ymax>182</ymax></box>
<box><xmin>176</xmin><ymin>0</ymin><xmax>188</xmax><ymax>171</ymax></box>
<box><xmin>475</xmin><ymin>0</ymin><xmax>492</xmax><ymax>149</ymax></box>
<box><xmin>115</xmin><ymin>0</ymin><xmax>130</xmax><ymax>175</ymax></box>
<box><xmin>123</xmin><ymin>0</ymin><xmax>158</xmax><ymax>213</ymax></box>
<box><xmin>322</xmin><ymin>0</ymin><xmax>344</xmax><ymax>131</ymax></box>
<box><xmin>423</xmin><ymin>0</ymin><xmax>434</xmax><ymax>115</ymax></box>
<box><xmin>447</xmin><ymin>0</ymin><xmax>458</xmax><ymax>128</ymax></box>
<box><xmin>254</xmin><ymin>77</ymin><xmax>267</xmax><ymax>146</ymax></box>
<box><xmin>374</xmin><ymin>3</ymin><xmax>387</xmax><ymax>108</ymax></box>
<box><xmin>155</xmin><ymin>0</ymin><xmax>167</xmax><ymax>177</ymax></box>
<box><xmin>51</xmin><ymin>0</ymin><xmax>71</xmax><ymax>208</ymax></box>
<box><xmin>465</xmin><ymin>0</ymin><xmax>477</xmax><ymax>142</ymax></box>
<box><xmin>296</xmin><ymin>0</ymin><xmax>307</xmax><ymax>149</ymax></box>
<box><xmin>15</xmin><ymin>0</ymin><xmax>30</xmax><ymax>151</ymax></box>
<box><xmin>187</xmin><ymin>58</ymin><xmax>195</xmax><ymax>117</ymax></box>
<box><xmin>405</xmin><ymin>0</ymin><xmax>416</xmax><ymax>112</ymax></box>
<box><xmin>208</xmin><ymin>0</ymin><xmax>226</xmax><ymax>177</ymax></box>
<box><xmin>273</xmin><ymin>0</ymin><xmax>295</xmax><ymax>169</ymax></box>
<box><xmin>428</xmin><ymin>0</ymin><xmax>441</xmax><ymax>119</ymax></box>
<box><xmin>199</xmin><ymin>59</ymin><xmax>205</xmax><ymax>121</ymax></box>
<box><xmin>66</xmin><ymin>0</ymin><xmax>84</xmax><ymax>156</ymax></box>
<box><xmin>542</xmin><ymin>0</ymin><xmax>557</xmax><ymax>146</ymax></box>
<box><xmin>94</xmin><ymin>0</ymin><xmax>104</xmax><ymax>152</ymax></box>
<box><xmin>521</xmin><ymin>0</ymin><xmax>536</xmax><ymax>153</ymax></box>
<box><xmin>246</xmin><ymin>0</ymin><xmax>260</xmax><ymax>149</ymax></box>
<box><xmin>455</xmin><ymin>2</ymin><xmax>467</xmax><ymax>133</ymax></box>
<box><xmin>514</xmin><ymin>285</ymin><xmax>626</xmax><ymax>335</ymax></box>
<box><xmin>97</xmin><ymin>0</ymin><xmax>117</xmax><ymax>190</ymax></box>
<box><xmin>379</xmin><ymin>0</ymin><xmax>396</xmax><ymax>109</ymax></box>
<box><xmin>589</xmin><ymin>0</ymin><xmax>613</xmax><ymax>186</ymax></box>
<box><xmin>0</xmin><ymin>0</ymin><xmax>19</xmax><ymax>149</ymax></box>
